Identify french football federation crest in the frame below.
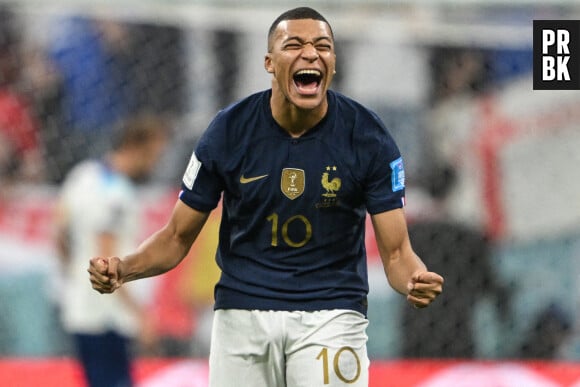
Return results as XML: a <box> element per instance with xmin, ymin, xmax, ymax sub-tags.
<box><xmin>281</xmin><ymin>168</ymin><xmax>305</xmax><ymax>200</ymax></box>
<box><xmin>315</xmin><ymin>166</ymin><xmax>342</xmax><ymax>208</ymax></box>
<box><xmin>321</xmin><ymin>166</ymin><xmax>341</xmax><ymax>197</ymax></box>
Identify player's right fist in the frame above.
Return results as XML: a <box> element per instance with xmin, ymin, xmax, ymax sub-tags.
<box><xmin>88</xmin><ymin>256</ymin><xmax>122</xmax><ymax>294</ymax></box>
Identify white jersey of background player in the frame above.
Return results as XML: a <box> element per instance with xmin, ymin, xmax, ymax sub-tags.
<box><xmin>58</xmin><ymin>159</ymin><xmax>142</xmax><ymax>336</ymax></box>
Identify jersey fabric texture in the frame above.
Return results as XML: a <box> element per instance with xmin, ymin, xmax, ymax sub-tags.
<box><xmin>179</xmin><ymin>89</ymin><xmax>405</xmax><ymax>316</ymax></box>
<box><xmin>59</xmin><ymin>160</ymin><xmax>140</xmax><ymax>336</ymax></box>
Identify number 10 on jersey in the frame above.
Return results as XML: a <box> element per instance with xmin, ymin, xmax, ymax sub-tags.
<box><xmin>266</xmin><ymin>213</ymin><xmax>312</xmax><ymax>248</ymax></box>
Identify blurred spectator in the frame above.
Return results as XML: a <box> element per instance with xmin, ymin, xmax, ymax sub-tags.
<box><xmin>126</xmin><ymin>22</ymin><xmax>186</xmax><ymax>116</ymax></box>
<box><xmin>422</xmin><ymin>46</ymin><xmax>496</xmax><ymax>235</ymax></box>
<box><xmin>47</xmin><ymin>15</ymin><xmax>138</xmax><ymax>176</ymax></box>
<box><xmin>55</xmin><ymin>114</ymin><xmax>169</xmax><ymax>387</ymax></box>
<box><xmin>401</xmin><ymin>163</ymin><xmax>511</xmax><ymax>358</ymax></box>
<box><xmin>0</xmin><ymin>5</ymin><xmax>44</xmax><ymax>187</ymax></box>
<box><xmin>45</xmin><ymin>15</ymin><xmax>187</xmax><ymax>182</ymax></box>
<box><xmin>428</xmin><ymin>47</ymin><xmax>490</xmax><ymax>104</ymax></box>
<box><xmin>517</xmin><ymin>303</ymin><xmax>572</xmax><ymax>359</ymax></box>
<box><xmin>20</xmin><ymin>40</ymin><xmax>69</xmax><ymax>184</ymax></box>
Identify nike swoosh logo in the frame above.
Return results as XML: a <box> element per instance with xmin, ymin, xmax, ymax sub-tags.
<box><xmin>240</xmin><ymin>174</ymin><xmax>269</xmax><ymax>184</ymax></box>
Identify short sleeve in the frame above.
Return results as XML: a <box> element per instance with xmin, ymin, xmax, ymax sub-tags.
<box><xmin>363</xmin><ymin>121</ymin><xmax>406</xmax><ymax>215</ymax></box>
<box><xmin>178</xmin><ymin>118</ymin><xmax>224</xmax><ymax>212</ymax></box>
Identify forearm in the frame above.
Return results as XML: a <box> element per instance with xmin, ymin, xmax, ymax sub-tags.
<box><xmin>88</xmin><ymin>202</ymin><xmax>210</xmax><ymax>295</ymax></box>
<box><xmin>120</xmin><ymin>225</ymin><xmax>195</xmax><ymax>283</ymax></box>
<box><xmin>371</xmin><ymin>210</ymin><xmax>443</xmax><ymax>307</ymax></box>
<box><xmin>118</xmin><ymin>201</ymin><xmax>210</xmax><ymax>284</ymax></box>
<box><xmin>384</xmin><ymin>248</ymin><xmax>427</xmax><ymax>295</ymax></box>
<box><xmin>371</xmin><ymin>209</ymin><xmax>427</xmax><ymax>294</ymax></box>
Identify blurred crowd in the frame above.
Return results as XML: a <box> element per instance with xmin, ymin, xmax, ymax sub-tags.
<box><xmin>0</xmin><ymin>4</ymin><xmax>201</xmax><ymax>361</ymax></box>
<box><xmin>0</xmin><ymin>5</ymin><xmax>186</xmax><ymax>189</ymax></box>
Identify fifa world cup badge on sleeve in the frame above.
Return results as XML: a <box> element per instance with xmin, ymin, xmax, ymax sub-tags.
<box><xmin>183</xmin><ymin>151</ymin><xmax>202</xmax><ymax>190</ymax></box>
<box><xmin>390</xmin><ymin>157</ymin><xmax>405</xmax><ymax>192</ymax></box>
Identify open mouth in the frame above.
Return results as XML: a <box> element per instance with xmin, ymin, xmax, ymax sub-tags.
<box><xmin>293</xmin><ymin>69</ymin><xmax>322</xmax><ymax>94</ymax></box>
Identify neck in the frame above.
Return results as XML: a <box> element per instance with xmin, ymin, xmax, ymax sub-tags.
<box><xmin>106</xmin><ymin>152</ymin><xmax>130</xmax><ymax>176</ymax></box>
<box><xmin>270</xmin><ymin>88</ymin><xmax>328</xmax><ymax>138</ymax></box>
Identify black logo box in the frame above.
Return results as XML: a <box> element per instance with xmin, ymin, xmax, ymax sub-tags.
<box><xmin>533</xmin><ymin>20</ymin><xmax>580</xmax><ymax>90</ymax></box>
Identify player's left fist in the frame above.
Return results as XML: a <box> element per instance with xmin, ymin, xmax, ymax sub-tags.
<box><xmin>407</xmin><ymin>271</ymin><xmax>444</xmax><ymax>308</ymax></box>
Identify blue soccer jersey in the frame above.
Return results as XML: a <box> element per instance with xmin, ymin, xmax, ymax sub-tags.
<box><xmin>179</xmin><ymin>89</ymin><xmax>405</xmax><ymax>316</ymax></box>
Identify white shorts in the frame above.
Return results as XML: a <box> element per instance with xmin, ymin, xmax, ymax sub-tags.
<box><xmin>209</xmin><ymin>309</ymin><xmax>370</xmax><ymax>387</ymax></box>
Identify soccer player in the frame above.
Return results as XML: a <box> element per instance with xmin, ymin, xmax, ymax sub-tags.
<box><xmin>88</xmin><ymin>7</ymin><xmax>443</xmax><ymax>386</ymax></box>
<box><xmin>57</xmin><ymin>114</ymin><xmax>169</xmax><ymax>387</ymax></box>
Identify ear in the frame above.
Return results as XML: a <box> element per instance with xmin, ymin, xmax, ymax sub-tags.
<box><xmin>264</xmin><ymin>53</ymin><xmax>274</xmax><ymax>74</ymax></box>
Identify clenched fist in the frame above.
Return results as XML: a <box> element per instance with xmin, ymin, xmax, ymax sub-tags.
<box><xmin>87</xmin><ymin>256</ymin><xmax>123</xmax><ymax>294</ymax></box>
<box><xmin>407</xmin><ymin>271</ymin><xmax>444</xmax><ymax>308</ymax></box>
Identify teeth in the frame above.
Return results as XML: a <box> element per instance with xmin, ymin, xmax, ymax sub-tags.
<box><xmin>295</xmin><ymin>69</ymin><xmax>321</xmax><ymax>77</ymax></box>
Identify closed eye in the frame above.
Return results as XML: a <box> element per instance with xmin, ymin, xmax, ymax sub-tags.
<box><xmin>284</xmin><ymin>43</ymin><xmax>302</xmax><ymax>50</ymax></box>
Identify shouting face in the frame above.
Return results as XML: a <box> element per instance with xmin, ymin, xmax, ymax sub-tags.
<box><xmin>265</xmin><ymin>18</ymin><xmax>336</xmax><ymax>114</ymax></box>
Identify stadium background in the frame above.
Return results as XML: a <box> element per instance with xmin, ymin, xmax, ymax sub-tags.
<box><xmin>0</xmin><ymin>0</ymin><xmax>580</xmax><ymax>385</ymax></box>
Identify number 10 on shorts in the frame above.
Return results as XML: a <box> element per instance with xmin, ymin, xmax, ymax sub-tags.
<box><xmin>316</xmin><ymin>346</ymin><xmax>361</xmax><ymax>384</ymax></box>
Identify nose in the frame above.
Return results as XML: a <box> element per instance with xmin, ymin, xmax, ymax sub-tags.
<box><xmin>301</xmin><ymin>43</ymin><xmax>319</xmax><ymax>61</ymax></box>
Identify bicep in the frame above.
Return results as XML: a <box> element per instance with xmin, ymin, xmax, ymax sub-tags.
<box><xmin>163</xmin><ymin>199</ymin><xmax>211</xmax><ymax>249</ymax></box>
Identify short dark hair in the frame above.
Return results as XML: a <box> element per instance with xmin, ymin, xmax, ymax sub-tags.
<box><xmin>267</xmin><ymin>7</ymin><xmax>334</xmax><ymax>51</ymax></box>
<box><xmin>111</xmin><ymin>114</ymin><xmax>169</xmax><ymax>151</ymax></box>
